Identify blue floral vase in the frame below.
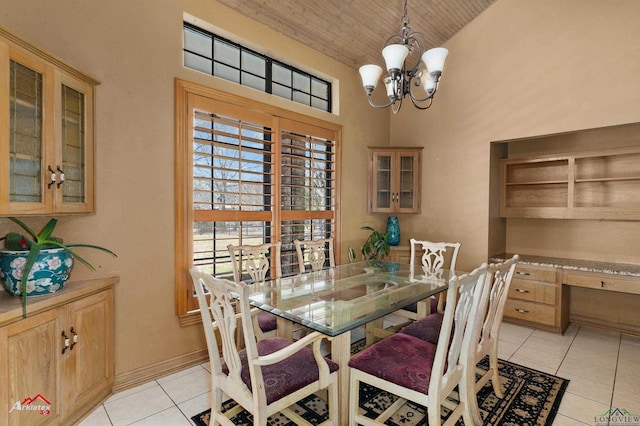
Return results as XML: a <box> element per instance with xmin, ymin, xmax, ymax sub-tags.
<box><xmin>386</xmin><ymin>216</ymin><xmax>400</xmax><ymax>246</ymax></box>
<box><xmin>0</xmin><ymin>249</ymin><xmax>74</xmax><ymax>297</ymax></box>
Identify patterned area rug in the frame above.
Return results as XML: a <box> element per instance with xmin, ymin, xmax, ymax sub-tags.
<box><xmin>192</xmin><ymin>340</ymin><xmax>568</xmax><ymax>426</ymax></box>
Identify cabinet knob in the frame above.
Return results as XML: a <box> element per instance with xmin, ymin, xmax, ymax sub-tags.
<box><xmin>70</xmin><ymin>326</ymin><xmax>78</xmax><ymax>350</ymax></box>
<box><xmin>515</xmin><ymin>288</ymin><xmax>530</xmax><ymax>293</ymax></box>
<box><xmin>515</xmin><ymin>308</ymin><xmax>529</xmax><ymax>313</ymax></box>
<box><xmin>61</xmin><ymin>330</ymin><xmax>70</xmax><ymax>354</ymax></box>
<box><xmin>56</xmin><ymin>165</ymin><xmax>65</xmax><ymax>188</ymax></box>
<box><xmin>516</xmin><ymin>271</ymin><xmax>530</xmax><ymax>276</ymax></box>
<box><xmin>48</xmin><ymin>165</ymin><xmax>57</xmax><ymax>189</ymax></box>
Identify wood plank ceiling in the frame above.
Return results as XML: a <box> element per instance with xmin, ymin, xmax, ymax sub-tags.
<box><xmin>216</xmin><ymin>0</ymin><xmax>496</xmax><ymax>69</ymax></box>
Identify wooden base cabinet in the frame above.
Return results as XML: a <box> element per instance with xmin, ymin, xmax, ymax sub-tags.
<box><xmin>503</xmin><ymin>264</ymin><xmax>569</xmax><ymax>333</ymax></box>
<box><xmin>0</xmin><ymin>280</ymin><xmax>114</xmax><ymax>425</ymax></box>
<box><xmin>563</xmin><ymin>270</ymin><xmax>640</xmax><ymax>336</ymax></box>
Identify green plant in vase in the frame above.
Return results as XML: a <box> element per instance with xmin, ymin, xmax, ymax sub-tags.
<box><xmin>0</xmin><ymin>217</ymin><xmax>117</xmax><ymax>318</ymax></box>
<box><xmin>348</xmin><ymin>226</ymin><xmax>391</xmax><ymax>263</ymax></box>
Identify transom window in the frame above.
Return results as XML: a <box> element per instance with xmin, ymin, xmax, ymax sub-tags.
<box><xmin>183</xmin><ymin>23</ymin><xmax>332</xmax><ymax>113</ymax></box>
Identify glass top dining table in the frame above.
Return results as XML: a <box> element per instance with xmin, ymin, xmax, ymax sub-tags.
<box><xmin>246</xmin><ymin>259</ymin><xmax>455</xmax><ymax>337</ymax></box>
<box><xmin>246</xmin><ymin>259</ymin><xmax>455</xmax><ymax>423</ymax></box>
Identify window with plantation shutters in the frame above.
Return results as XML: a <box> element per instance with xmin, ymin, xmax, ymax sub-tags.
<box><xmin>279</xmin><ymin>124</ymin><xmax>336</xmax><ymax>274</ymax></box>
<box><xmin>175</xmin><ymin>80</ymin><xmax>341</xmax><ymax>320</ymax></box>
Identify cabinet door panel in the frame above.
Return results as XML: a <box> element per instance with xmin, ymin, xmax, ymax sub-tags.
<box><xmin>1</xmin><ymin>47</ymin><xmax>55</xmax><ymax>215</ymax></box>
<box><xmin>0</xmin><ymin>309</ymin><xmax>65</xmax><ymax>425</ymax></box>
<box><xmin>54</xmin><ymin>73</ymin><xmax>94</xmax><ymax>213</ymax></box>
<box><xmin>371</xmin><ymin>151</ymin><xmax>394</xmax><ymax>212</ymax></box>
<box><xmin>397</xmin><ymin>153</ymin><xmax>418</xmax><ymax>211</ymax></box>
<box><xmin>66</xmin><ymin>289</ymin><xmax>114</xmax><ymax>410</ymax></box>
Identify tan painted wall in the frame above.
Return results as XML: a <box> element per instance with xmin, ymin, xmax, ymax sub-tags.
<box><xmin>390</xmin><ymin>0</ymin><xmax>640</xmax><ymax>270</ymax></box>
<box><xmin>0</xmin><ymin>0</ymin><xmax>388</xmax><ymax>377</ymax></box>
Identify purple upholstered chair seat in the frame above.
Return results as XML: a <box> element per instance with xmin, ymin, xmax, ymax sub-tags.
<box><xmin>258</xmin><ymin>311</ymin><xmax>277</xmax><ymax>332</ymax></box>
<box><xmin>400</xmin><ymin>312</ymin><xmax>444</xmax><ymax>345</ymax></box>
<box><xmin>223</xmin><ymin>337</ymin><xmax>339</xmax><ymax>404</ymax></box>
<box><xmin>348</xmin><ymin>333</ymin><xmax>437</xmax><ymax>395</ymax></box>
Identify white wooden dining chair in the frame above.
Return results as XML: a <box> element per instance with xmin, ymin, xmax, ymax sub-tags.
<box><xmin>348</xmin><ymin>263</ymin><xmax>490</xmax><ymax>426</ymax></box>
<box><xmin>294</xmin><ymin>237</ymin><xmax>335</xmax><ymax>273</ymax></box>
<box><xmin>470</xmin><ymin>254</ymin><xmax>519</xmax><ymax>424</ymax></box>
<box><xmin>190</xmin><ymin>267</ymin><xmax>339</xmax><ymax>426</ymax></box>
<box><xmin>399</xmin><ymin>254</ymin><xmax>519</xmax><ymax>424</ymax></box>
<box><xmin>227</xmin><ymin>242</ymin><xmax>282</xmax><ymax>340</ymax></box>
<box><xmin>370</xmin><ymin>238</ymin><xmax>461</xmax><ymax>342</ymax></box>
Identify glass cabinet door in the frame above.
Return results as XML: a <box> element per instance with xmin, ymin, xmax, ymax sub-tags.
<box><xmin>373</xmin><ymin>152</ymin><xmax>393</xmax><ymax>211</ymax></box>
<box><xmin>398</xmin><ymin>153</ymin><xmax>417</xmax><ymax>211</ymax></box>
<box><xmin>56</xmin><ymin>79</ymin><xmax>93</xmax><ymax>212</ymax></box>
<box><xmin>2</xmin><ymin>49</ymin><xmax>53</xmax><ymax>215</ymax></box>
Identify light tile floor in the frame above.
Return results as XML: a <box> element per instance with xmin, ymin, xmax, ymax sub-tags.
<box><xmin>80</xmin><ymin>321</ymin><xmax>640</xmax><ymax>425</ymax></box>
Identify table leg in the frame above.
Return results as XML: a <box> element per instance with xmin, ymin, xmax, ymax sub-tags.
<box><xmin>277</xmin><ymin>317</ymin><xmax>293</xmax><ymax>339</ymax></box>
<box><xmin>332</xmin><ymin>331</ymin><xmax>351</xmax><ymax>424</ymax></box>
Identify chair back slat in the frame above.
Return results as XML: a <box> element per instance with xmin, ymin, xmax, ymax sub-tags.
<box><xmin>409</xmin><ymin>238</ymin><xmax>461</xmax><ymax>273</ymax></box>
<box><xmin>228</xmin><ymin>242</ymin><xmax>282</xmax><ymax>283</ymax></box>
<box><xmin>294</xmin><ymin>237</ymin><xmax>335</xmax><ymax>273</ymax></box>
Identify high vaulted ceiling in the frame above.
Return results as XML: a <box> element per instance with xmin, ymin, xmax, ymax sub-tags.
<box><xmin>216</xmin><ymin>0</ymin><xmax>496</xmax><ymax>69</ymax></box>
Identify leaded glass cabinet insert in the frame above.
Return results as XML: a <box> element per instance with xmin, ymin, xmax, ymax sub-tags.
<box><xmin>9</xmin><ymin>60</ymin><xmax>43</xmax><ymax>203</ymax></box>
<box><xmin>61</xmin><ymin>84</ymin><xmax>86</xmax><ymax>204</ymax></box>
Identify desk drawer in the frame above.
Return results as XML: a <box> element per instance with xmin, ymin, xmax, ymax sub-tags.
<box><xmin>564</xmin><ymin>271</ymin><xmax>640</xmax><ymax>295</ymax></box>
<box><xmin>504</xmin><ymin>299</ymin><xmax>556</xmax><ymax>326</ymax></box>
<box><xmin>509</xmin><ymin>279</ymin><xmax>556</xmax><ymax>304</ymax></box>
<box><xmin>513</xmin><ymin>265</ymin><xmax>556</xmax><ymax>283</ymax></box>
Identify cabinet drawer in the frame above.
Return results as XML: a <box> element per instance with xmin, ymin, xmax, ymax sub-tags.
<box><xmin>509</xmin><ymin>279</ymin><xmax>556</xmax><ymax>304</ymax></box>
<box><xmin>564</xmin><ymin>271</ymin><xmax>640</xmax><ymax>295</ymax></box>
<box><xmin>513</xmin><ymin>265</ymin><xmax>556</xmax><ymax>283</ymax></box>
<box><xmin>504</xmin><ymin>299</ymin><xmax>556</xmax><ymax>326</ymax></box>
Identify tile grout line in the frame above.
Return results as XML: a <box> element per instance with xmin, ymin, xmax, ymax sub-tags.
<box><xmin>551</xmin><ymin>324</ymin><xmax>580</xmax><ymax>376</ymax></box>
<box><xmin>607</xmin><ymin>333</ymin><xmax>623</xmax><ymax>426</ymax></box>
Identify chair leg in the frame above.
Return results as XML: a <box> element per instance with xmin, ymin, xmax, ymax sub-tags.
<box><xmin>427</xmin><ymin>404</ymin><xmax>442</xmax><ymax>426</ymax></box>
<box><xmin>328</xmin><ymin>379</ymin><xmax>338</xmax><ymax>425</ymax></box>
<box><xmin>469</xmin><ymin>395</ymin><xmax>483</xmax><ymax>425</ymax></box>
<box><xmin>211</xmin><ymin>387</ymin><xmax>223</xmax><ymax>426</ymax></box>
<box><xmin>461</xmin><ymin>367</ymin><xmax>482</xmax><ymax>426</ymax></box>
<box><xmin>490</xmin><ymin>352</ymin><xmax>504</xmax><ymax>398</ymax></box>
<box><xmin>348</xmin><ymin>373</ymin><xmax>359</xmax><ymax>426</ymax></box>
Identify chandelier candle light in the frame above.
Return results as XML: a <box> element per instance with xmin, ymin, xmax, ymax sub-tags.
<box><xmin>359</xmin><ymin>0</ymin><xmax>449</xmax><ymax>113</ymax></box>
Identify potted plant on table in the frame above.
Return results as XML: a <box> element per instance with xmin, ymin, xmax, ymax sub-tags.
<box><xmin>348</xmin><ymin>226</ymin><xmax>391</xmax><ymax>262</ymax></box>
<box><xmin>0</xmin><ymin>217</ymin><xmax>117</xmax><ymax>318</ymax></box>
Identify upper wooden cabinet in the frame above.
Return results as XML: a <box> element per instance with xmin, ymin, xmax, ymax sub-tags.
<box><xmin>368</xmin><ymin>147</ymin><xmax>422</xmax><ymax>214</ymax></box>
<box><xmin>500</xmin><ymin>147</ymin><xmax>640</xmax><ymax>220</ymax></box>
<box><xmin>0</xmin><ymin>27</ymin><xmax>98</xmax><ymax>216</ymax></box>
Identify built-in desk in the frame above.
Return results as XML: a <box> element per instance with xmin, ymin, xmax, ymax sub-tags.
<box><xmin>491</xmin><ymin>254</ymin><xmax>640</xmax><ymax>336</ymax></box>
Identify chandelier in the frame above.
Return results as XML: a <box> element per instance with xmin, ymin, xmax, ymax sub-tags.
<box><xmin>358</xmin><ymin>0</ymin><xmax>449</xmax><ymax>113</ymax></box>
